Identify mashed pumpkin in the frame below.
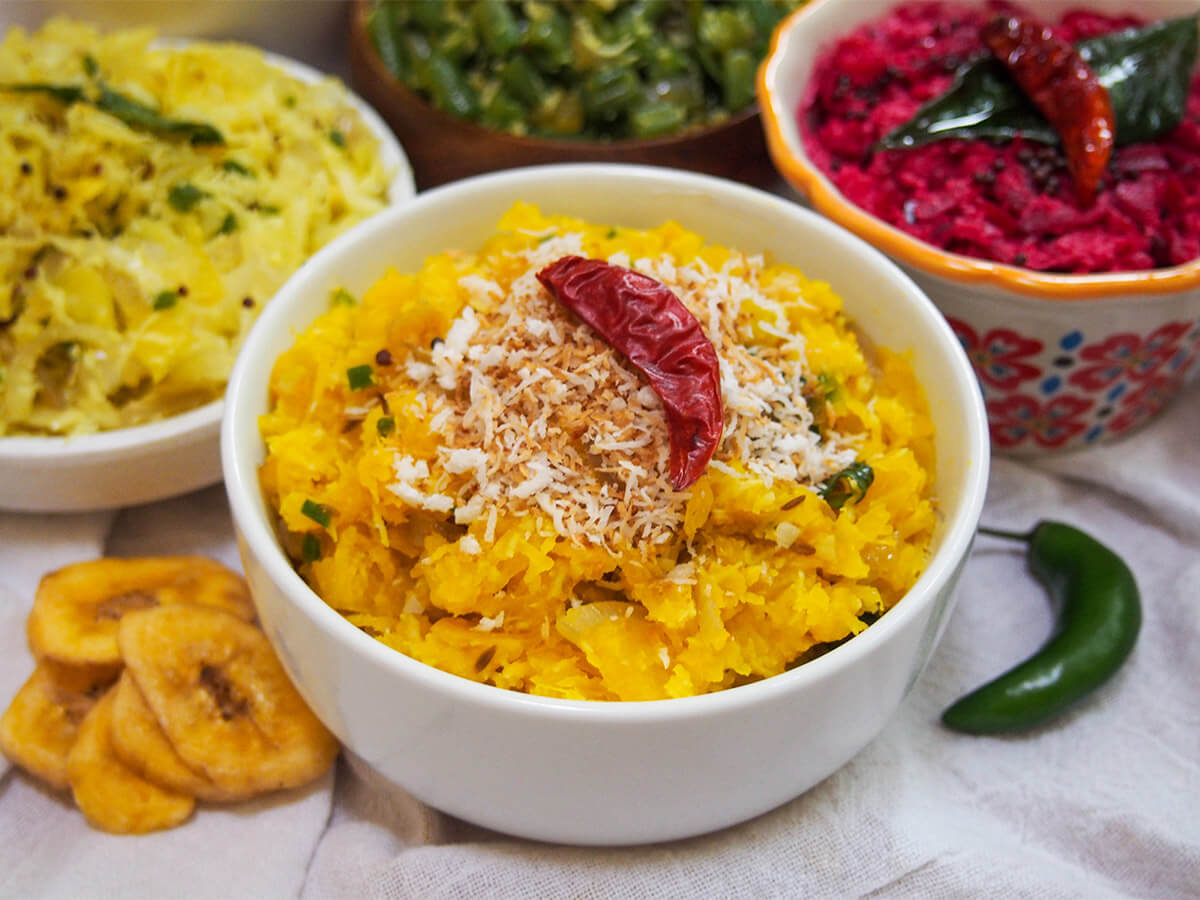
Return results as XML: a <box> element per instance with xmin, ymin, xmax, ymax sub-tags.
<box><xmin>0</xmin><ymin>19</ymin><xmax>392</xmax><ymax>435</ymax></box>
<box><xmin>259</xmin><ymin>205</ymin><xmax>937</xmax><ymax>701</ymax></box>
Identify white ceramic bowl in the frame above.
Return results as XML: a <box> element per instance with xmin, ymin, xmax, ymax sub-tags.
<box><xmin>0</xmin><ymin>49</ymin><xmax>415</xmax><ymax>513</ymax></box>
<box><xmin>759</xmin><ymin>0</ymin><xmax>1200</xmax><ymax>455</ymax></box>
<box><xmin>222</xmin><ymin>164</ymin><xmax>990</xmax><ymax>845</ymax></box>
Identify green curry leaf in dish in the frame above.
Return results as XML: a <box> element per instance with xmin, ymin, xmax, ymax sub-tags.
<box><xmin>0</xmin><ymin>82</ymin><xmax>225</xmax><ymax>145</ymax></box>
<box><xmin>879</xmin><ymin>14</ymin><xmax>1199</xmax><ymax>150</ymax></box>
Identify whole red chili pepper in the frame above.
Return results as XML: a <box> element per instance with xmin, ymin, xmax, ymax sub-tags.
<box><xmin>982</xmin><ymin>15</ymin><xmax>1115</xmax><ymax>205</ymax></box>
<box><xmin>536</xmin><ymin>256</ymin><xmax>723</xmax><ymax>491</ymax></box>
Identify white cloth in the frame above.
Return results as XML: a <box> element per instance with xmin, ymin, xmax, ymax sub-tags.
<box><xmin>1</xmin><ymin>384</ymin><xmax>1197</xmax><ymax>899</ymax></box>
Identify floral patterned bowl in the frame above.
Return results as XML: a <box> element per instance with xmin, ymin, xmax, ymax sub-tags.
<box><xmin>758</xmin><ymin>0</ymin><xmax>1200</xmax><ymax>455</ymax></box>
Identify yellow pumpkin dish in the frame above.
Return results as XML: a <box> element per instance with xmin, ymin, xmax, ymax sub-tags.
<box><xmin>259</xmin><ymin>204</ymin><xmax>937</xmax><ymax>701</ymax></box>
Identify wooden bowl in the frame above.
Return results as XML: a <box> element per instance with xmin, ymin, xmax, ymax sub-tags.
<box><xmin>346</xmin><ymin>0</ymin><xmax>779</xmax><ymax>190</ymax></box>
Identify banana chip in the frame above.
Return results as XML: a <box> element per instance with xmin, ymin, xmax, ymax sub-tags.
<box><xmin>67</xmin><ymin>688</ymin><xmax>195</xmax><ymax>834</ymax></box>
<box><xmin>28</xmin><ymin>556</ymin><xmax>255</xmax><ymax>667</ymax></box>
<box><xmin>110</xmin><ymin>671</ymin><xmax>232</xmax><ymax>802</ymax></box>
<box><xmin>0</xmin><ymin>660</ymin><xmax>119</xmax><ymax>790</ymax></box>
<box><xmin>119</xmin><ymin>604</ymin><xmax>338</xmax><ymax>798</ymax></box>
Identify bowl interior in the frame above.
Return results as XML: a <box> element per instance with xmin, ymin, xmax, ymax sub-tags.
<box><xmin>223</xmin><ymin>163</ymin><xmax>990</xmax><ymax>707</ymax></box>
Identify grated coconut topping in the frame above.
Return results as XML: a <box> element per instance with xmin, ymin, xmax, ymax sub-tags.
<box><xmin>388</xmin><ymin>234</ymin><xmax>862</xmax><ymax>549</ymax></box>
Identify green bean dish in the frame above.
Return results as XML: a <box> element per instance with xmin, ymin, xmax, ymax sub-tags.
<box><xmin>366</xmin><ymin>0</ymin><xmax>803</xmax><ymax>140</ymax></box>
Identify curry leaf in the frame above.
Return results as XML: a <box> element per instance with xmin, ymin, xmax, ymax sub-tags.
<box><xmin>819</xmin><ymin>461</ymin><xmax>874</xmax><ymax>511</ymax></box>
<box><xmin>0</xmin><ymin>81</ymin><xmax>224</xmax><ymax>145</ymax></box>
<box><xmin>880</xmin><ymin>15</ymin><xmax>1199</xmax><ymax>150</ymax></box>
<box><xmin>95</xmin><ymin>87</ymin><xmax>225</xmax><ymax>145</ymax></box>
<box><xmin>0</xmin><ymin>83</ymin><xmax>86</xmax><ymax>104</ymax></box>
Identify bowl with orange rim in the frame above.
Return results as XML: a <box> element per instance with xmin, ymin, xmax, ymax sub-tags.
<box><xmin>759</xmin><ymin>0</ymin><xmax>1200</xmax><ymax>454</ymax></box>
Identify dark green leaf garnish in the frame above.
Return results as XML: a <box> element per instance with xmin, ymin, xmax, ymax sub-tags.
<box><xmin>301</xmin><ymin>499</ymin><xmax>333</xmax><ymax>528</ymax></box>
<box><xmin>301</xmin><ymin>533</ymin><xmax>322</xmax><ymax>562</ymax></box>
<box><xmin>221</xmin><ymin>159</ymin><xmax>254</xmax><ymax>176</ymax></box>
<box><xmin>217</xmin><ymin>212</ymin><xmax>238</xmax><ymax>235</ymax></box>
<box><xmin>347</xmin><ymin>364</ymin><xmax>374</xmax><ymax>390</ymax></box>
<box><xmin>94</xmin><ymin>86</ymin><xmax>225</xmax><ymax>144</ymax></box>
<box><xmin>167</xmin><ymin>183</ymin><xmax>208</xmax><ymax>212</ymax></box>
<box><xmin>331</xmin><ymin>288</ymin><xmax>357</xmax><ymax>307</ymax></box>
<box><xmin>819</xmin><ymin>461</ymin><xmax>874</xmax><ymax>511</ymax></box>
<box><xmin>1</xmin><ymin>80</ymin><xmax>225</xmax><ymax>144</ymax></box>
<box><xmin>880</xmin><ymin>15</ymin><xmax>1199</xmax><ymax>150</ymax></box>
<box><xmin>376</xmin><ymin>416</ymin><xmax>395</xmax><ymax>437</ymax></box>
<box><xmin>152</xmin><ymin>290</ymin><xmax>178</xmax><ymax>310</ymax></box>
<box><xmin>0</xmin><ymin>83</ymin><xmax>86</xmax><ymax>104</ymax></box>
<box><xmin>82</xmin><ymin>54</ymin><xmax>99</xmax><ymax>78</ymax></box>
<box><xmin>329</xmin><ymin>128</ymin><xmax>346</xmax><ymax>147</ymax></box>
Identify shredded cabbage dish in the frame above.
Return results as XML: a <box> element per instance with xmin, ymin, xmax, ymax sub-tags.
<box><xmin>0</xmin><ymin>19</ymin><xmax>393</xmax><ymax>436</ymax></box>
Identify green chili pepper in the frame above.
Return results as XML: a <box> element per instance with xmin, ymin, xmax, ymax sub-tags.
<box><xmin>942</xmin><ymin>521</ymin><xmax>1142</xmax><ymax>735</ymax></box>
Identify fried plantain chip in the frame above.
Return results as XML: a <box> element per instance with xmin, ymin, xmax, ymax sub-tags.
<box><xmin>28</xmin><ymin>556</ymin><xmax>255</xmax><ymax>667</ymax></box>
<box><xmin>110</xmin><ymin>670</ymin><xmax>235</xmax><ymax>802</ymax></box>
<box><xmin>67</xmin><ymin>687</ymin><xmax>195</xmax><ymax>834</ymax></box>
<box><xmin>0</xmin><ymin>660</ymin><xmax>120</xmax><ymax>790</ymax></box>
<box><xmin>119</xmin><ymin>604</ymin><xmax>338</xmax><ymax>798</ymax></box>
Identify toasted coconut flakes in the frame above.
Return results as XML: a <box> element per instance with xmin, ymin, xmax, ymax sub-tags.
<box><xmin>385</xmin><ymin>232</ymin><xmax>865</xmax><ymax>551</ymax></box>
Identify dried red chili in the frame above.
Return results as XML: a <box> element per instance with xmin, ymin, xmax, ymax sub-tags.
<box><xmin>536</xmin><ymin>256</ymin><xmax>723</xmax><ymax>491</ymax></box>
<box><xmin>982</xmin><ymin>15</ymin><xmax>1116</xmax><ymax>205</ymax></box>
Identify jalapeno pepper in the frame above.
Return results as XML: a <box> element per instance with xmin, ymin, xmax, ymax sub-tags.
<box><xmin>982</xmin><ymin>15</ymin><xmax>1116</xmax><ymax>204</ymax></box>
<box><xmin>536</xmin><ymin>256</ymin><xmax>723</xmax><ymax>491</ymax></box>
<box><xmin>942</xmin><ymin>521</ymin><xmax>1141</xmax><ymax>735</ymax></box>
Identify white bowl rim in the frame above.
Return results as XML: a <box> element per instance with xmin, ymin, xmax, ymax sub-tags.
<box><xmin>223</xmin><ymin>162</ymin><xmax>990</xmax><ymax>723</ymax></box>
<box><xmin>0</xmin><ymin>42</ymin><xmax>415</xmax><ymax>477</ymax></box>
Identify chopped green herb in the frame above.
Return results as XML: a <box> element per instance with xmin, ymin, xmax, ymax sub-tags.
<box><xmin>819</xmin><ymin>462</ymin><xmax>874</xmax><ymax>511</ymax></box>
<box><xmin>329</xmin><ymin>128</ymin><xmax>346</xmax><ymax>147</ymax></box>
<box><xmin>301</xmin><ymin>498</ymin><xmax>333</xmax><ymax>528</ymax></box>
<box><xmin>221</xmin><ymin>159</ymin><xmax>254</xmax><ymax>176</ymax></box>
<box><xmin>94</xmin><ymin>86</ymin><xmax>224</xmax><ymax>145</ymax></box>
<box><xmin>217</xmin><ymin>212</ymin><xmax>238</xmax><ymax>235</ymax></box>
<box><xmin>376</xmin><ymin>416</ymin><xmax>395</xmax><ymax>437</ymax></box>
<box><xmin>605</xmin><ymin>228</ymin><xmax>618</xmax><ymax>238</ymax></box>
<box><xmin>284</xmin><ymin>95</ymin><xmax>297</xmax><ymax>108</ymax></box>
<box><xmin>256</xmin><ymin>203</ymin><xmax>281</xmax><ymax>215</ymax></box>
<box><xmin>331</xmin><ymin>287</ymin><xmax>357</xmax><ymax>307</ymax></box>
<box><xmin>301</xmin><ymin>533</ymin><xmax>321</xmax><ymax>562</ymax></box>
<box><xmin>152</xmin><ymin>290</ymin><xmax>178</xmax><ymax>310</ymax></box>
<box><xmin>0</xmin><ymin>83</ymin><xmax>85</xmax><ymax>104</ymax></box>
<box><xmin>347</xmin><ymin>364</ymin><xmax>374</xmax><ymax>390</ymax></box>
<box><xmin>0</xmin><ymin>82</ymin><xmax>223</xmax><ymax>144</ymax></box>
<box><xmin>82</xmin><ymin>54</ymin><xmax>99</xmax><ymax>78</ymax></box>
<box><xmin>167</xmin><ymin>183</ymin><xmax>208</xmax><ymax>212</ymax></box>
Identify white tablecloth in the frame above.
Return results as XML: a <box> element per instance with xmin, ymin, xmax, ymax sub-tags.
<box><xmin>2</xmin><ymin>3</ymin><xmax>1198</xmax><ymax>895</ymax></box>
<box><xmin>2</xmin><ymin>383</ymin><xmax>1197</xmax><ymax>899</ymax></box>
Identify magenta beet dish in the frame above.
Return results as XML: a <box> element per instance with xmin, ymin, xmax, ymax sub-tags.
<box><xmin>800</xmin><ymin>2</ymin><xmax>1200</xmax><ymax>274</ymax></box>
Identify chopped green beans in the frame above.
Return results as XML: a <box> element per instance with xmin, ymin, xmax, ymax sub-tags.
<box><xmin>366</xmin><ymin>0</ymin><xmax>803</xmax><ymax>140</ymax></box>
